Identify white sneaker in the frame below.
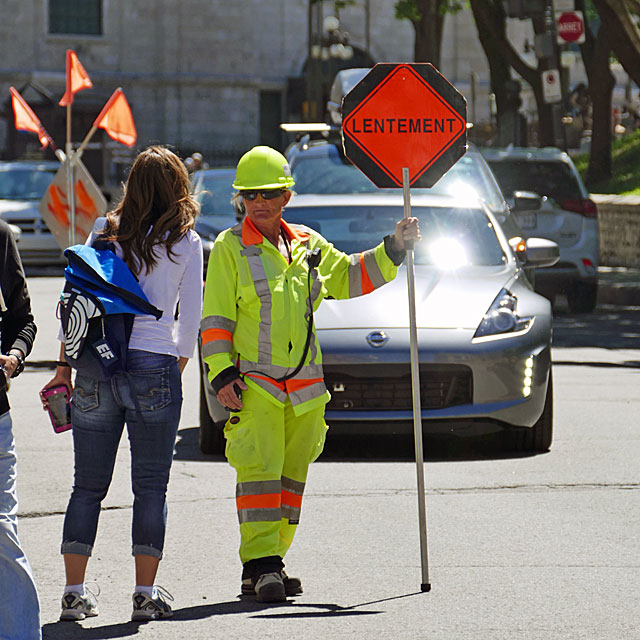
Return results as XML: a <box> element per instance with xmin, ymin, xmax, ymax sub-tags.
<box><xmin>60</xmin><ymin>585</ymin><xmax>99</xmax><ymax>620</ymax></box>
<box><xmin>131</xmin><ymin>586</ymin><xmax>174</xmax><ymax>621</ymax></box>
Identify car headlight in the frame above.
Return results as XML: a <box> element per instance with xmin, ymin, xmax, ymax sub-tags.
<box><xmin>474</xmin><ymin>288</ymin><xmax>532</xmax><ymax>338</ymax></box>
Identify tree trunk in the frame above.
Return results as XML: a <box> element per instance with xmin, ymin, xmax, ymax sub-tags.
<box><xmin>585</xmin><ymin>34</ymin><xmax>614</xmax><ymax>186</ymax></box>
<box><xmin>412</xmin><ymin>0</ymin><xmax>444</xmax><ymax>66</ymax></box>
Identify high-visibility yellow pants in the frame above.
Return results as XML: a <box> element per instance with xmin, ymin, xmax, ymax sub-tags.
<box><xmin>223</xmin><ymin>385</ymin><xmax>328</xmax><ymax>564</ymax></box>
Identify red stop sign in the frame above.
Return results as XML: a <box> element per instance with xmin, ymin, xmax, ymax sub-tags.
<box><xmin>557</xmin><ymin>11</ymin><xmax>585</xmax><ymax>43</ymax></box>
<box><xmin>342</xmin><ymin>64</ymin><xmax>467</xmax><ymax>188</ymax></box>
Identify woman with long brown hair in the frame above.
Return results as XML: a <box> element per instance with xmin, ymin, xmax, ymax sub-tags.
<box><xmin>44</xmin><ymin>146</ymin><xmax>202</xmax><ymax>621</ymax></box>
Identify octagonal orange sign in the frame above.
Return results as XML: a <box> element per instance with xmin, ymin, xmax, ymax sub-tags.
<box><xmin>342</xmin><ymin>64</ymin><xmax>467</xmax><ymax>188</ymax></box>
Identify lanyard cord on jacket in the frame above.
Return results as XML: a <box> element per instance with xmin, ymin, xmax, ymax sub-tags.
<box><xmin>241</xmin><ymin>247</ymin><xmax>321</xmax><ymax>383</ymax></box>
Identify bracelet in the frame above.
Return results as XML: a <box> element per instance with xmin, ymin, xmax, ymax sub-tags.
<box><xmin>8</xmin><ymin>351</ymin><xmax>25</xmax><ymax>378</ymax></box>
<box><xmin>56</xmin><ymin>360</ymin><xmax>71</xmax><ymax>368</ymax></box>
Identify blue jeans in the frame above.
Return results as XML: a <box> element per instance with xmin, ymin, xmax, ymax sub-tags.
<box><xmin>0</xmin><ymin>410</ymin><xmax>42</xmax><ymax>640</ymax></box>
<box><xmin>61</xmin><ymin>351</ymin><xmax>182</xmax><ymax>559</ymax></box>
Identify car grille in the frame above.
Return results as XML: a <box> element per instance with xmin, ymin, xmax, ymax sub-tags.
<box><xmin>324</xmin><ymin>364</ymin><xmax>472</xmax><ymax>411</ymax></box>
<box><xmin>5</xmin><ymin>217</ymin><xmax>51</xmax><ymax>234</ymax></box>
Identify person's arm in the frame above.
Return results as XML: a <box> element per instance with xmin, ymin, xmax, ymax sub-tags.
<box><xmin>42</xmin><ymin>343</ymin><xmax>73</xmax><ymax>393</ymax></box>
<box><xmin>174</xmin><ymin>234</ymin><xmax>204</xmax><ymax>373</ymax></box>
<box><xmin>0</xmin><ymin>222</ymin><xmax>36</xmax><ymax>377</ymax></box>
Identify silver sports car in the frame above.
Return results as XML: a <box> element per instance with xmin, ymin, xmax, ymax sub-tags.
<box><xmin>199</xmin><ymin>192</ymin><xmax>558</xmax><ymax>454</ymax></box>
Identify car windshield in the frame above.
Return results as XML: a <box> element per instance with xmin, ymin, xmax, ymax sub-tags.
<box><xmin>0</xmin><ymin>168</ymin><xmax>56</xmax><ymax>200</ymax></box>
<box><xmin>290</xmin><ymin>147</ymin><xmax>506</xmax><ymax>213</ymax></box>
<box><xmin>487</xmin><ymin>160</ymin><xmax>583</xmax><ymax>201</ymax></box>
<box><xmin>193</xmin><ymin>170</ymin><xmax>236</xmax><ymax>227</ymax></box>
<box><xmin>284</xmin><ymin>205</ymin><xmax>507</xmax><ymax>267</ymax></box>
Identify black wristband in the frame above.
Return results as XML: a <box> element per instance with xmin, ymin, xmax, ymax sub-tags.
<box><xmin>383</xmin><ymin>234</ymin><xmax>406</xmax><ymax>266</ymax></box>
<box><xmin>211</xmin><ymin>366</ymin><xmax>242</xmax><ymax>394</ymax></box>
<box><xmin>56</xmin><ymin>360</ymin><xmax>71</xmax><ymax>368</ymax></box>
<box><xmin>8</xmin><ymin>351</ymin><xmax>25</xmax><ymax>378</ymax></box>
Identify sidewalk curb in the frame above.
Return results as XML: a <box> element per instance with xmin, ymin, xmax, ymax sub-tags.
<box><xmin>598</xmin><ymin>282</ymin><xmax>640</xmax><ymax>306</ymax></box>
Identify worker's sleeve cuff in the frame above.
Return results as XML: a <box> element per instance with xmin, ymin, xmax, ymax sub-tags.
<box><xmin>383</xmin><ymin>235</ymin><xmax>406</xmax><ymax>266</ymax></box>
<box><xmin>211</xmin><ymin>366</ymin><xmax>241</xmax><ymax>393</ymax></box>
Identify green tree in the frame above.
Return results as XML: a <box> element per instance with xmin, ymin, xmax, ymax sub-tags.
<box><xmin>394</xmin><ymin>1</ymin><xmax>465</xmax><ymax>67</ymax></box>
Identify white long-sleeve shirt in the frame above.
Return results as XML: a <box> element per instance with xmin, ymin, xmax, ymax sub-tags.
<box><xmin>85</xmin><ymin>217</ymin><xmax>203</xmax><ymax>358</ymax></box>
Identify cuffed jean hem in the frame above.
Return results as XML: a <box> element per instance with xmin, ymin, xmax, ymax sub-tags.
<box><xmin>61</xmin><ymin>541</ymin><xmax>93</xmax><ymax>556</ymax></box>
<box><xmin>132</xmin><ymin>544</ymin><xmax>163</xmax><ymax>559</ymax></box>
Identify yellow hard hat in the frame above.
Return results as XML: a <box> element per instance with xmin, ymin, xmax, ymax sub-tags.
<box><xmin>233</xmin><ymin>146</ymin><xmax>295</xmax><ymax>190</ymax></box>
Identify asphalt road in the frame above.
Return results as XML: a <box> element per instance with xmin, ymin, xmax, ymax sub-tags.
<box><xmin>10</xmin><ymin>277</ymin><xmax>640</xmax><ymax>639</ymax></box>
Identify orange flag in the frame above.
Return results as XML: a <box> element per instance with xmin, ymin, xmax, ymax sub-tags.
<box><xmin>9</xmin><ymin>86</ymin><xmax>55</xmax><ymax>149</ymax></box>
<box><xmin>93</xmin><ymin>88</ymin><xmax>137</xmax><ymax>146</ymax></box>
<box><xmin>58</xmin><ymin>49</ymin><xmax>93</xmax><ymax>106</ymax></box>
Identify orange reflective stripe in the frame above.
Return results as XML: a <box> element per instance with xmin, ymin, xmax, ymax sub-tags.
<box><xmin>246</xmin><ymin>372</ymin><xmax>286</xmax><ymax>391</ymax></box>
<box><xmin>285</xmin><ymin>377</ymin><xmax>323</xmax><ymax>393</ymax></box>
<box><xmin>202</xmin><ymin>327</ymin><xmax>233</xmax><ymax>344</ymax></box>
<box><xmin>236</xmin><ymin>493</ymin><xmax>281</xmax><ymax>511</ymax></box>
<box><xmin>281</xmin><ymin>490</ymin><xmax>303</xmax><ymax>508</ymax></box>
<box><xmin>359</xmin><ymin>253</ymin><xmax>374</xmax><ymax>294</ymax></box>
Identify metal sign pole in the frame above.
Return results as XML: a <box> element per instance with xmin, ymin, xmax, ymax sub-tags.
<box><xmin>65</xmin><ymin>104</ymin><xmax>76</xmax><ymax>246</ymax></box>
<box><xmin>402</xmin><ymin>167</ymin><xmax>431</xmax><ymax>592</ymax></box>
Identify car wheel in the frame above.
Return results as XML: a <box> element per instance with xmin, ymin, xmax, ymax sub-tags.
<box><xmin>567</xmin><ymin>281</ymin><xmax>597</xmax><ymax>313</ymax></box>
<box><xmin>515</xmin><ymin>369</ymin><xmax>553</xmax><ymax>453</ymax></box>
<box><xmin>199</xmin><ymin>381</ymin><xmax>225</xmax><ymax>455</ymax></box>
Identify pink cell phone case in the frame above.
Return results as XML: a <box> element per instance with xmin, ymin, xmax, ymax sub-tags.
<box><xmin>40</xmin><ymin>384</ymin><xmax>72</xmax><ymax>433</ymax></box>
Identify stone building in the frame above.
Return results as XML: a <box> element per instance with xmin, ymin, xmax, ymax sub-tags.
<box><xmin>1</xmin><ymin>0</ymin><xmax>602</xmax><ymax>184</ymax></box>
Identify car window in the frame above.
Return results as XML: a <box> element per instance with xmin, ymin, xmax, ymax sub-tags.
<box><xmin>0</xmin><ymin>168</ymin><xmax>56</xmax><ymax>200</ymax></box>
<box><xmin>488</xmin><ymin>160</ymin><xmax>583</xmax><ymax>201</ymax></box>
<box><xmin>284</xmin><ymin>205</ymin><xmax>507</xmax><ymax>267</ymax></box>
<box><xmin>290</xmin><ymin>146</ymin><xmax>506</xmax><ymax>213</ymax></box>
<box><xmin>193</xmin><ymin>170</ymin><xmax>236</xmax><ymax>228</ymax></box>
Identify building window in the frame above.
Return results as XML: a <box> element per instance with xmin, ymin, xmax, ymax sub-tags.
<box><xmin>49</xmin><ymin>0</ymin><xmax>102</xmax><ymax>35</ymax></box>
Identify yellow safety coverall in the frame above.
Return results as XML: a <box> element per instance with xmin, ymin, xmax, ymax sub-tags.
<box><xmin>202</xmin><ymin>215</ymin><xmax>400</xmax><ymax>563</ymax></box>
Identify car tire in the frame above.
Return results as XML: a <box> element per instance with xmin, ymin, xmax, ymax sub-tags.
<box><xmin>567</xmin><ymin>281</ymin><xmax>597</xmax><ymax>313</ymax></box>
<box><xmin>199</xmin><ymin>382</ymin><xmax>225</xmax><ymax>455</ymax></box>
<box><xmin>513</xmin><ymin>369</ymin><xmax>553</xmax><ymax>453</ymax></box>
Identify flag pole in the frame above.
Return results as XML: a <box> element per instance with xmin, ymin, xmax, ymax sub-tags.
<box><xmin>75</xmin><ymin>125</ymin><xmax>98</xmax><ymax>162</ymax></box>
<box><xmin>65</xmin><ymin>103</ymin><xmax>76</xmax><ymax>246</ymax></box>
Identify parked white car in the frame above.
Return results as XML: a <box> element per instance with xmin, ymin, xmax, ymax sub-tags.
<box><xmin>481</xmin><ymin>147</ymin><xmax>599</xmax><ymax>313</ymax></box>
<box><xmin>0</xmin><ymin>161</ymin><xmax>65</xmax><ymax>266</ymax></box>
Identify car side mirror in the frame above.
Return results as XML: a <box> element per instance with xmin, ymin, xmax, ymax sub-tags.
<box><xmin>512</xmin><ymin>190</ymin><xmax>542</xmax><ymax>212</ymax></box>
<box><xmin>521</xmin><ymin>237</ymin><xmax>560</xmax><ymax>268</ymax></box>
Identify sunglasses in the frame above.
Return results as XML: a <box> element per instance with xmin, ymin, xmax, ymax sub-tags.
<box><xmin>240</xmin><ymin>189</ymin><xmax>285</xmax><ymax>201</ymax></box>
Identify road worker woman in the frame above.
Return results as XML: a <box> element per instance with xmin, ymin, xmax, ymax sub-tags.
<box><xmin>202</xmin><ymin>145</ymin><xmax>420</xmax><ymax>603</ymax></box>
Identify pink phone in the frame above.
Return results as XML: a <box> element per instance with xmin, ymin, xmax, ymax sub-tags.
<box><xmin>40</xmin><ymin>384</ymin><xmax>72</xmax><ymax>433</ymax></box>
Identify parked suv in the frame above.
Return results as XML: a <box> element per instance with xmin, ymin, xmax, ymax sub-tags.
<box><xmin>481</xmin><ymin>147</ymin><xmax>598</xmax><ymax>313</ymax></box>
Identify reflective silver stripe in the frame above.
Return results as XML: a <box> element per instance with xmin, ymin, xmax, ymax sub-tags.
<box><xmin>238</xmin><ymin>508</ymin><xmax>282</xmax><ymax>524</ymax></box>
<box><xmin>231</xmin><ymin>223</ymin><xmax>243</xmax><ymax>238</ymax></box>
<box><xmin>289</xmin><ymin>380</ymin><xmax>328</xmax><ymax>406</ymax></box>
<box><xmin>281</xmin><ymin>476</ymin><xmax>305</xmax><ymax>494</ymax></box>
<box><xmin>201</xmin><ymin>315</ymin><xmax>236</xmax><ymax>333</ymax></box>
<box><xmin>247</xmin><ymin>375</ymin><xmax>288</xmax><ymax>403</ymax></box>
<box><xmin>244</xmin><ymin>254</ymin><xmax>272</xmax><ymax>364</ymax></box>
<box><xmin>239</xmin><ymin>359</ymin><xmax>324</xmax><ymax>380</ymax></box>
<box><xmin>236</xmin><ymin>480</ymin><xmax>282</xmax><ymax>497</ymax></box>
<box><xmin>362</xmin><ymin>248</ymin><xmax>386</xmax><ymax>289</ymax></box>
<box><xmin>308</xmin><ymin>270</ymin><xmax>322</xmax><ymax>364</ymax></box>
<box><xmin>240</xmin><ymin>245</ymin><xmax>262</xmax><ymax>257</ymax></box>
<box><xmin>202</xmin><ymin>340</ymin><xmax>232</xmax><ymax>358</ymax></box>
<box><xmin>348</xmin><ymin>253</ymin><xmax>363</xmax><ymax>297</ymax></box>
<box><xmin>282</xmin><ymin>505</ymin><xmax>301</xmax><ymax>521</ymax></box>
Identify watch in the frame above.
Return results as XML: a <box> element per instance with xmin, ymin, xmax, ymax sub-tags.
<box><xmin>8</xmin><ymin>350</ymin><xmax>25</xmax><ymax>378</ymax></box>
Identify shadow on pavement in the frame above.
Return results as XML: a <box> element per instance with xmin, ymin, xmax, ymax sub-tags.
<box><xmin>553</xmin><ymin>306</ymin><xmax>640</xmax><ymax>351</ymax></box>
<box><xmin>43</xmin><ymin>592</ymin><xmax>427</xmax><ymax>635</ymax></box>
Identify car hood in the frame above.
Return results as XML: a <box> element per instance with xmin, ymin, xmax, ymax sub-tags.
<box><xmin>0</xmin><ymin>199</ymin><xmax>38</xmax><ymax>217</ymax></box>
<box><xmin>316</xmin><ymin>264</ymin><xmax>515</xmax><ymax>330</ymax></box>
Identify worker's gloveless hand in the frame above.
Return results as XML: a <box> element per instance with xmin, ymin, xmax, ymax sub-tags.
<box><xmin>217</xmin><ymin>377</ymin><xmax>248</xmax><ymax>412</ymax></box>
<box><xmin>393</xmin><ymin>217</ymin><xmax>421</xmax><ymax>251</ymax></box>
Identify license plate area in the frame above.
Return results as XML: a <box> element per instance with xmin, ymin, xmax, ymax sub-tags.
<box><xmin>516</xmin><ymin>212</ymin><xmax>537</xmax><ymax>230</ymax></box>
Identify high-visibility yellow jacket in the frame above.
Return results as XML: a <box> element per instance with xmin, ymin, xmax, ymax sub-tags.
<box><xmin>202</xmin><ymin>215</ymin><xmax>401</xmax><ymax>415</ymax></box>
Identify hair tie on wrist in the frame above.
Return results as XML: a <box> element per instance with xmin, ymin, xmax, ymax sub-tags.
<box><xmin>56</xmin><ymin>361</ymin><xmax>71</xmax><ymax>368</ymax></box>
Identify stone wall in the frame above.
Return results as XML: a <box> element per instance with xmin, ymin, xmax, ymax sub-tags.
<box><xmin>593</xmin><ymin>194</ymin><xmax>640</xmax><ymax>267</ymax></box>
